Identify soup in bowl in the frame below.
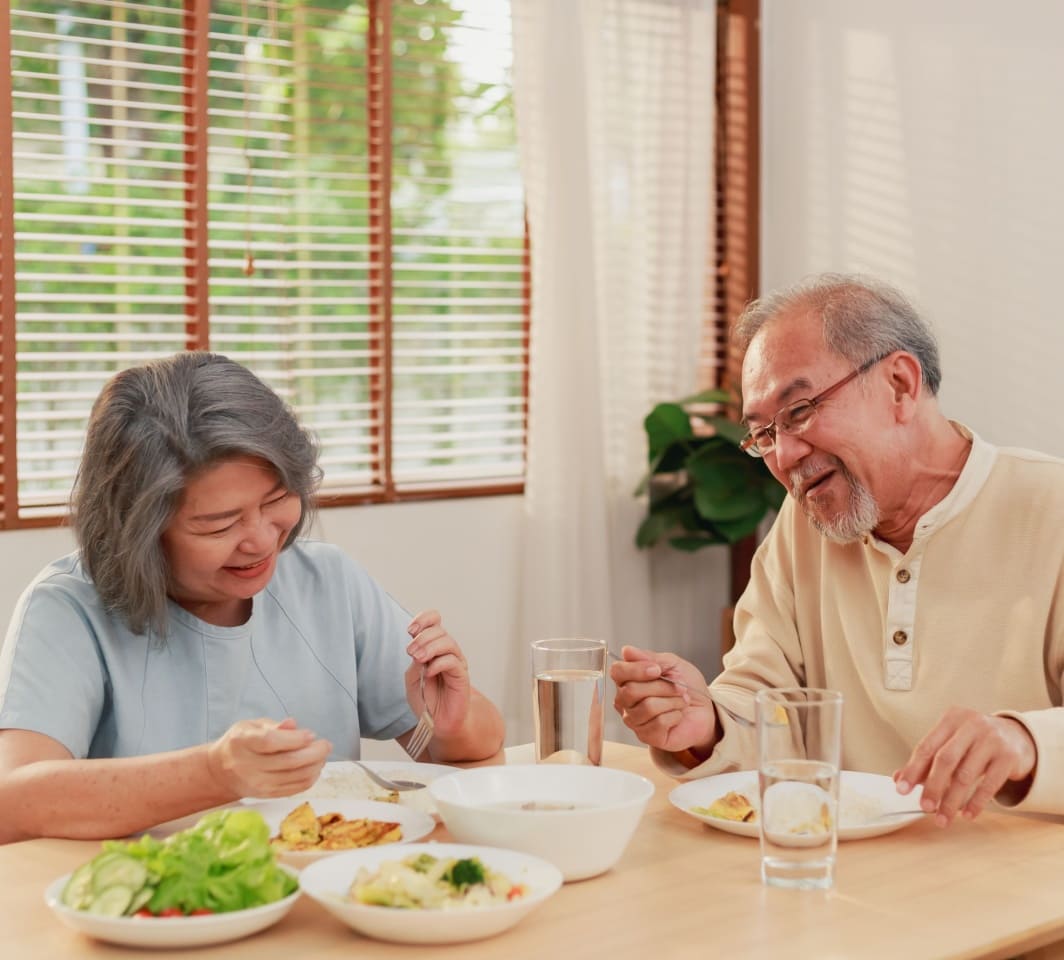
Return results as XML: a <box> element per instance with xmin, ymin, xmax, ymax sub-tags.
<box><xmin>429</xmin><ymin>764</ymin><xmax>654</xmax><ymax>881</ymax></box>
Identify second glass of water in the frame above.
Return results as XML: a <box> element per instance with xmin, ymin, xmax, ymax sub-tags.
<box><xmin>531</xmin><ymin>637</ymin><xmax>606</xmax><ymax>765</ymax></box>
<box><xmin>756</xmin><ymin>687</ymin><xmax>843</xmax><ymax>890</ymax></box>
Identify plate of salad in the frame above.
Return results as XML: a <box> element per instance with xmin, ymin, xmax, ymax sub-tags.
<box><xmin>44</xmin><ymin>808</ymin><xmax>300</xmax><ymax>948</ymax></box>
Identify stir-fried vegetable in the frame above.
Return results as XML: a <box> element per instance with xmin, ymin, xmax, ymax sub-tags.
<box><xmin>350</xmin><ymin>853</ymin><xmax>525</xmax><ymax>910</ymax></box>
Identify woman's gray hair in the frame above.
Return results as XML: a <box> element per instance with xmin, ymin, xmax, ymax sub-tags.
<box><xmin>71</xmin><ymin>352</ymin><xmax>322</xmax><ymax>636</ymax></box>
<box><xmin>733</xmin><ymin>273</ymin><xmax>942</xmax><ymax>395</ymax></box>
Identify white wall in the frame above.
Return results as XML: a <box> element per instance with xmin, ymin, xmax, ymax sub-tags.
<box><xmin>762</xmin><ymin>0</ymin><xmax>1064</xmax><ymax>456</ymax></box>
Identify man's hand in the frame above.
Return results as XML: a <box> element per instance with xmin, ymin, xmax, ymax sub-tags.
<box><xmin>893</xmin><ymin>707</ymin><xmax>1036</xmax><ymax>826</ymax></box>
<box><xmin>610</xmin><ymin>645</ymin><xmax>718</xmax><ymax>756</ymax></box>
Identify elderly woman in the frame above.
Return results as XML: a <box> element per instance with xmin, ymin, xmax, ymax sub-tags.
<box><xmin>0</xmin><ymin>352</ymin><xmax>504</xmax><ymax>843</ymax></box>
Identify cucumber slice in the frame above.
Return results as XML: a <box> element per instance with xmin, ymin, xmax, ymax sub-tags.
<box><xmin>87</xmin><ymin>884</ymin><xmax>134</xmax><ymax>917</ymax></box>
<box><xmin>128</xmin><ymin>886</ymin><xmax>154</xmax><ymax>915</ymax></box>
<box><xmin>61</xmin><ymin>863</ymin><xmax>95</xmax><ymax>910</ymax></box>
<box><xmin>91</xmin><ymin>855</ymin><xmax>148</xmax><ymax>894</ymax></box>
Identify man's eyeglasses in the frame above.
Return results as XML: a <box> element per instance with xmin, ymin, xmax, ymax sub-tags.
<box><xmin>739</xmin><ymin>354</ymin><xmax>889</xmax><ymax>458</ymax></box>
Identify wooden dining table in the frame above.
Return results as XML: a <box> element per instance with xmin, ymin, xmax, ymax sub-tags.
<box><xmin>5</xmin><ymin>740</ymin><xmax>1064</xmax><ymax>960</ymax></box>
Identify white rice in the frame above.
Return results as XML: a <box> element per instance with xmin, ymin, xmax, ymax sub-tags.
<box><xmin>726</xmin><ymin>779</ymin><xmax>887</xmax><ymax>827</ymax></box>
<box><xmin>288</xmin><ymin>762</ymin><xmax>439</xmax><ymax>816</ymax></box>
<box><xmin>837</xmin><ymin>783</ymin><xmax>885</xmax><ymax>827</ymax></box>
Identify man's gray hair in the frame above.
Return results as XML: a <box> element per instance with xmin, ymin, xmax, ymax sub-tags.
<box><xmin>71</xmin><ymin>351</ymin><xmax>322</xmax><ymax>636</ymax></box>
<box><xmin>733</xmin><ymin>273</ymin><xmax>942</xmax><ymax>395</ymax></box>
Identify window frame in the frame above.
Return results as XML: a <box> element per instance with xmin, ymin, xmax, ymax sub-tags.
<box><xmin>0</xmin><ymin>0</ymin><xmax>529</xmax><ymax>530</ymax></box>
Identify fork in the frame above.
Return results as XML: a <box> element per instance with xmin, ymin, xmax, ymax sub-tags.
<box><xmin>405</xmin><ymin>666</ymin><xmax>438</xmax><ymax>760</ymax></box>
<box><xmin>606</xmin><ymin>649</ymin><xmax>754</xmax><ymax>728</ymax></box>
<box><xmin>353</xmin><ymin>761</ymin><xmax>426</xmax><ymax>793</ymax></box>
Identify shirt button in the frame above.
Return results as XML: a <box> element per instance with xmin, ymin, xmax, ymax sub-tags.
<box><xmin>896</xmin><ymin>569</ymin><xmax>911</xmax><ymax>583</ymax></box>
<box><xmin>892</xmin><ymin>630</ymin><xmax>908</xmax><ymax>646</ymax></box>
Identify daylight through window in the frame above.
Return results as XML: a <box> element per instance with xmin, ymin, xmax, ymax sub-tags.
<box><xmin>0</xmin><ymin>0</ymin><xmax>527</xmax><ymax>526</ymax></box>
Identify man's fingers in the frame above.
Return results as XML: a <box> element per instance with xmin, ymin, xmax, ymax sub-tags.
<box><xmin>616</xmin><ymin>690</ymin><xmax>689</xmax><ymax>727</ymax></box>
<box><xmin>932</xmin><ymin>736</ymin><xmax>993</xmax><ymax>822</ymax></box>
<box><xmin>961</xmin><ymin>754</ymin><xmax>1013</xmax><ymax>819</ymax></box>
<box><xmin>896</xmin><ymin>709</ymin><xmax>1037</xmax><ymax>827</ymax></box>
<box><xmin>895</xmin><ymin>708</ymin><xmax>967</xmax><ymax>796</ymax></box>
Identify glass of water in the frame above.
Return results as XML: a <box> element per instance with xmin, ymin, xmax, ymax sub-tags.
<box><xmin>756</xmin><ymin>687</ymin><xmax>844</xmax><ymax>890</ymax></box>
<box><xmin>531</xmin><ymin>638</ymin><xmax>606</xmax><ymax>765</ymax></box>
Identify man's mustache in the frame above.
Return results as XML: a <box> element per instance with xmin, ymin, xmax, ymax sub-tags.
<box><xmin>789</xmin><ymin>456</ymin><xmax>844</xmax><ymax>499</ymax></box>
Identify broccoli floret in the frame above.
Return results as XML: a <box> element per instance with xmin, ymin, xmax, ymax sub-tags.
<box><xmin>445</xmin><ymin>857</ymin><xmax>486</xmax><ymax>889</ymax></box>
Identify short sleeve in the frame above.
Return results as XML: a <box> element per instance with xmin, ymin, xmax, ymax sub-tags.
<box><xmin>0</xmin><ymin>567</ymin><xmax>108</xmax><ymax>758</ymax></box>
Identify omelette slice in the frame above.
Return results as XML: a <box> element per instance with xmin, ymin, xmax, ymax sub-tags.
<box><xmin>320</xmin><ymin>817</ymin><xmax>402</xmax><ymax>850</ymax></box>
<box><xmin>270</xmin><ymin>801</ymin><xmax>403</xmax><ymax>852</ymax></box>
<box><xmin>699</xmin><ymin>790</ymin><xmax>758</xmax><ymax>823</ymax></box>
<box><xmin>273</xmin><ymin>801</ymin><xmax>322</xmax><ymax>850</ymax></box>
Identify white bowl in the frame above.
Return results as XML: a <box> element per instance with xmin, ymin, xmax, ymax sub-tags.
<box><xmin>429</xmin><ymin>764</ymin><xmax>654</xmax><ymax>881</ymax></box>
<box><xmin>299</xmin><ymin>842</ymin><xmax>561</xmax><ymax>944</ymax></box>
<box><xmin>44</xmin><ymin>866</ymin><xmax>299</xmax><ymax>949</ymax></box>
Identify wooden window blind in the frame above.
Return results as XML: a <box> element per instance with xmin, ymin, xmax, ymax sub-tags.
<box><xmin>699</xmin><ymin>0</ymin><xmax>759</xmax><ymax>395</ymax></box>
<box><xmin>0</xmin><ymin>0</ymin><xmax>527</xmax><ymax>528</ymax></box>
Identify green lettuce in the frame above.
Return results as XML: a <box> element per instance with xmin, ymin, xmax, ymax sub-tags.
<box><xmin>99</xmin><ymin>808</ymin><xmax>296</xmax><ymax>914</ymax></box>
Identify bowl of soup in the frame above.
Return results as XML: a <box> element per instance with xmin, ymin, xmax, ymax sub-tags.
<box><xmin>428</xmin><ymin>764</ymin><xmax>654</xmax><ymax>881</ymax></box>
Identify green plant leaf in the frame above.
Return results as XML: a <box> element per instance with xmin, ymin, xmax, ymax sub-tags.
<box><xmin>643</xmin><ymin>403</ymin><xmax>693</xmax><ymax>461</ymax></box>
<box><xmin>635</xmin><ymin>388</ymin><xmax>782</xmax><ymax>553</ymax></box>
<box><xmin>694</xmin><ymin>483</ymin><xmax>763</xmax><ymax>522</ymax></box>
<box><xmin>635</xmin><ymin>511</ymin><xmax>671</xmax><ymax>548</ymax></box>
<box><xmin>702</xmin><ymin>414</ymin><xmax>748</xmax><ymax>446</ymax></box>
<box><xmin>711</xmin><ymin>512</ymin><xmax>765</xmax><ymax>543</ymax></box>
<box><xmin>636</xmin><ymin>501</ymin><xmax>698</xmax><ymax>546</ymax></box>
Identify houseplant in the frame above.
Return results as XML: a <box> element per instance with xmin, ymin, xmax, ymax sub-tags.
<box><xmin>634</xmin><ymin>387</ymin><xmax>785</xmax><ymax>552</ymax></box>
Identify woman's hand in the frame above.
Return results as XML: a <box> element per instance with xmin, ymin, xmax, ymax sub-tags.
<box><xmin>206</xmin><ymin>717</ymin><xmax>331</xmax><ymax>799</ymax></box>
<box><xmin>403</xmin><ymin>609</ymin><xmax>472</xmax><ymax>738</ymax></box>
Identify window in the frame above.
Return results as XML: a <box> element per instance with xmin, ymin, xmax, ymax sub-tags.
<box><xmin>0</xmin><ymin>0</ymin><xmax>527</xmax><ymax>527</ymax></box>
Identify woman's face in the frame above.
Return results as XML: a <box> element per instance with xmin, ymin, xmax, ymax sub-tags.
<box><xmin>160</xmin><ymin>455</ymin><xmax>302</xmax><ymax>625</ymax></box>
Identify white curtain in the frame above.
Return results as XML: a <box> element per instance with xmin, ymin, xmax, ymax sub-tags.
<box><xmin>507</xmin><ymin>0</ymin><xmax>720</xmax><ymax>742</ymax></box>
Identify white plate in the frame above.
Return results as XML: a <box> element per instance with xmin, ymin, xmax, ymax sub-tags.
<box><xmin>253</xmin><ymin>797</ymin><xmax>435</xmax><ymax>867</ymax></box>
<box><xmin>299</xmin><ymin>842</ymin><xmax>562</xmax><ymax>944</ymax></box>
<box><xmin>43</xmin><ymin>867</ymin><xmax>299</xmax><ymax>949</ymax></box>
<box><xmin>669</xmin><ymin>770</ymin><xmax>926</xmax><ymax>841</ymax></box>
<box><xmin>246</xmin><ymin>760</ymin><xmax>455</xmax><ymax>818</ymax></box>
<box><xmin>149</xmin><ymin>799</ymin><xmax>435</xmax><ymax>869</ymax></box>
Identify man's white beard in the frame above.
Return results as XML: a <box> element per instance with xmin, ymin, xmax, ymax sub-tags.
<box><xmin>791</xmin><ymin>458</ymin><xmax>879</xmax><ymax>544</ymax></box>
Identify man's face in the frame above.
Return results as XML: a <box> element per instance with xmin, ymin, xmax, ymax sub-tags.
<box><xmin>740</xmin><ymin>316</ymin><xmax>881</xmax><ymax>542</ymax></box>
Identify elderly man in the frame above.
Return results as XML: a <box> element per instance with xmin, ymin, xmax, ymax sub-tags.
<box><xmin>612</xmin><ymin>273</ymin><xmax>1064</xmax><ymax>825</ymax></box>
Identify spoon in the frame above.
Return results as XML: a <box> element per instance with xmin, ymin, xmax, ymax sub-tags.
<box><xmin>606</xmin><ymin>649</ymin><xmax>754</xmax><ymax>728</ymax></box>
<box><xmin>353</xmin><ymin>761</ymin><xmax>426</xmax><ymax>793</ymax></box>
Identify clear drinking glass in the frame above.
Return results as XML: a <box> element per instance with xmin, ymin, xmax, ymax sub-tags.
<box><xmin>531</xmin><ymin>638</ymin><xmax>606</xmax><ymax>765</ymax></box>
<box><xmin>756</xmin><ymin>687</ymin><xmax>844</xmax><ymax>890</ymax></box>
